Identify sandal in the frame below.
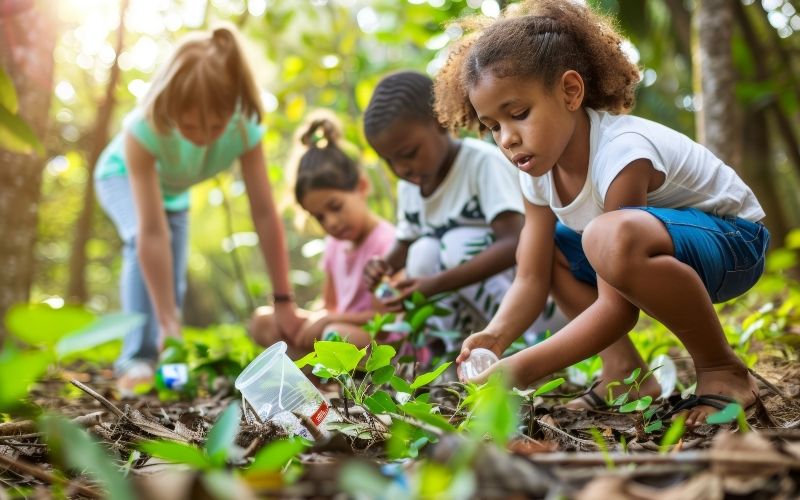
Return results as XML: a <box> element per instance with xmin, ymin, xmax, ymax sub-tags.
<box><xmin>661</xmin><ymin>393</ymin><xmax>740</xmax><ymax>421</ymax></box>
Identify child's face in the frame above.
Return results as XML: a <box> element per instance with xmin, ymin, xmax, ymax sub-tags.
<box><xmin>368</xmin><ymin>118</ymin><xmax>454</xmax><ymax>196</ymax></box>
<box><xmin>300</xmin><ymin>182</ymin><xmax>372</xmax><ymax>244</ymax></box>
<box><xmin>176</xmin><ymin>109</ymin><xmax>232</xmax><ymax>146</ymax></box>
<box><xmin>468</xmin><ymin>71</ymin><xmax>584</xmax><ymax>177</ymax></box>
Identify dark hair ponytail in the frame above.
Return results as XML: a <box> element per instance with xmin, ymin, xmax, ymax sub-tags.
<box><xmin>294</xmin><ymin>116</ymin><xmax>360</xmax><ymax>204</ymax></box>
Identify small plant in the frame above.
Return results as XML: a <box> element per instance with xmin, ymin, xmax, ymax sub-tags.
<box><xmin>512</xmin><ymin>377</ymin><xmax>565</xmax><ymax>436</ymax></box>
<box><xmin>606</xmin><ymin>367</ymin><xmax>663</xmax><ymax>433</ymax></box>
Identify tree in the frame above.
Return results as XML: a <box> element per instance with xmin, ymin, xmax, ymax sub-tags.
<box><xmin>0</xmin><ymin>1</ymin><xmax>56</xmax><ymax>339</ymax></box>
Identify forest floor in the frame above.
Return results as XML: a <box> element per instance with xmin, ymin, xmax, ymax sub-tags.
<box><xmin>1</xmin><ymin>347</ymin><xmax>799</xmax><ymax>499</ymax></box>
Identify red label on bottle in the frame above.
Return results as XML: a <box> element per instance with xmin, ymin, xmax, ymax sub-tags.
<box><xmin>310</xmin><ymin>401</ymin><xmax>329</xmax><ymax>426</ymax></box>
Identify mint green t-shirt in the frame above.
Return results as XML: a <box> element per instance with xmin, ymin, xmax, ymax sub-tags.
<box><xmin>95</xmin><ymin>108</ymin><xmax>266</xmax><ymax>211</ymax></box>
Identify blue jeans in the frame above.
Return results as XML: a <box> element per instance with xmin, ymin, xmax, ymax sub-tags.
<box><xmin>555</xmin><ymin>207</ymin><xmax>770</xmax><ymax>304</ymax></box>
<box><xmin>95</xmin><ymin>176</ymin><xmax>189</xmax><ymax>372</ymax></box>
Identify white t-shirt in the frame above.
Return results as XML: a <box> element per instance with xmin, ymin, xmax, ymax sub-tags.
<box><xmin>520</xmin><ymin>108</ymin><xmax>765</xmax><ymax>232</ymax></box>
<box><xmin>396</xmin><ymin>137</ymin><xmax>524</xmax><ymax>241</ymax></box>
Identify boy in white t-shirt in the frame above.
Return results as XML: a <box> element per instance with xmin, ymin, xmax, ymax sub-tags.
<box><xmin>362</xmin><ymin>71</ymin><xmax>565</xmax><ymax>345</ymax></box>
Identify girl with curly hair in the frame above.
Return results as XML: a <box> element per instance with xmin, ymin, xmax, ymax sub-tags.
<box><xmin>437</xmin><ymin>0</ymin><xmax>768</xmax><ymax>427</ymax></box>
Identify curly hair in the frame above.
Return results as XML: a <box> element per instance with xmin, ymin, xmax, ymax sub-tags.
<box><xmin>363</xmin><ymin>71</ymin><xmax>438</xmax><ymax>140</ymax></box>
<box><xmin>434</xmin><ymin>0</ymin><xmax>640</xmax><ymax>132</ymax></box>
<box><xmin>294</xmin><ymin>113</ymin><xmax>360</xmax><ymax>204</ymax></box>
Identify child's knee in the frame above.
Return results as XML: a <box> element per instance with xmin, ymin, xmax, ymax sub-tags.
<box><xmin>439</xmin><ymin>227</ymin><xmax>493</xmax><ymax>270</ymax></box>
<box><xmin>583</xmin><ymin>212</ymin><xmax>642</xmax><ymax>286</ymax></box>
<box><xmin>407</xmin><ymin>237</ymin><xmax>441</xmax><ymax>277</ymax></box>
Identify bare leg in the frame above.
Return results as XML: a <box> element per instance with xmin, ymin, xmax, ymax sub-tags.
<box><xmin>551</xmin><ymin>250</ymin><xmax>660</xmax><ymax>409</ymax></box>
<box><xmin>583</xmin><ymin>210</ymin><xmax>757</xmax><ymax>426</ymax></box>
<box><xmin>324</xmin><ymin>323</ymin><xmax>373</xmax><ymax>348</ymax></box>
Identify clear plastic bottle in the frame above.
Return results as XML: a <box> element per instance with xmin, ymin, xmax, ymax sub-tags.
<box><xmin>459</xmin><ymin>348</ymin><xmax>499</xmax><ymax>382</ymax></box>
<box><xmin>374</xmin><ymin>278</ymin><xmax>398</xmax><ymax>300</ymax></box>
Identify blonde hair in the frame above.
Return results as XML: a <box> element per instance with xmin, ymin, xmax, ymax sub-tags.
<box><xmin>141</xmin><ymin>23</ymin><xmax>263</xmax><ymax>134</ymax></box>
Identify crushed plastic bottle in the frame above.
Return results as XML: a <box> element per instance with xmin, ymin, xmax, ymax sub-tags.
<box><xmin>374</xmin><ymin>278</ymin><xmax>399</xmax><ymax>300</ymax></box>
<box><xmin>459</xmin><ymin>348</ymin><xmax>499</xmax><ymax>382</ymax></box>
<box><xmin>155</xmin><ymin>363</ymin><xmax>189</xmax><ymax>391</ymax></box>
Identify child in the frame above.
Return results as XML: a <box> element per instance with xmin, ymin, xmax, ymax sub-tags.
<box><xmin>95</xmin><ymin>25</ymin><xmax>304</xmax><ymax>396</ymax></box>
<box><xmin>250</xmin><ymin>115</ymin><xmax>396</xmax><ymax>351</ymax></box>
<box><xmin>363</xmin><ymin>71</ymin><xmax>565</xmax><ymax>348</ymax></box>
<box><xmin>437</xmin><ymin>0</ymin><xmax>769</xmax><ymax>427</ymax></box>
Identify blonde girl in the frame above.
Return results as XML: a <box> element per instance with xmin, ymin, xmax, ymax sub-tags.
<box><xmin>250</xmin><ymin>115</ymin><xmax>395</xmax><ymax>352</ymax></box>
<box><xmin>95</xmin><ymin>25</ymin><xmax>303</xmax><ymax>395</ymax></box>
<box><xmin>436</xmin><ymin>0</ymin><xmax>768</xmax><ymax>427</ymax></box>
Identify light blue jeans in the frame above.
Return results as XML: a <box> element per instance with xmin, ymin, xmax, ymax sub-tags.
<box><xmin>95</xmin><ymin>176</ymin><xmax>189</xmax><ymax>373</ymax></box>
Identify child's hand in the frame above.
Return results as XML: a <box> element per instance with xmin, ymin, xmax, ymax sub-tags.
<box><xmin>456</xmin><ymin>330</ymin><xmax>505</xmax><ymax>365</ymax></box>
<box><xmin>380</xmin><ymin>277</ymin><xmax>435</xmax><ymax>311</ymax></box>
<box><xmin>364</xmin><ymin>257</ymin><xmax>392</xmax><ymax>290</ymax></box>
<box><xmin>273</xmin><ymin>303</ymin><xmax>306</xmax><ymax>340</ymax></box>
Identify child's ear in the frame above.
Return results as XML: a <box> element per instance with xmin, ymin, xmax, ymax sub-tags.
<box><xmin>358</xmin><ymin>174</ymin><xmax>371</xmax><ymax>196</ymax></box>
<box><xmin>561</xmin><ymin>70</ymin><xmax>585</xmax><ymax>111</ymax></box>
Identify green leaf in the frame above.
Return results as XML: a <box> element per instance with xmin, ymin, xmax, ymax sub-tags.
<box><xmin>247</xmin><ymin>437</ymin><xmax>307</xmax><ymax>473</ymax></box>
<box><xmin>313</xmin><ymin>341</ymin><xmax>366</xmax><ymax>375</ymax></box>
<box><xmin>363</xmin><ymin>390</ymin><xmax>398</xmax><ymax>414</ymax></box>
<box><xmin>139</xmin><ymin>440</ymin><xmax>211</xmax><ymax>469</ymax></box>
<box><xmin>399</xmin><ymin>401</ymin><xmax>456</xmax><ymax>432</ymax></box>
<box><xmin>6</xmin><ymin>304</ymin><xmax>95</xmax><ymax>346</ymax></box>
<box><xmin>0</xmin><ymin>348</ymin><xmax>52</xmax><ymax>411</ymax></box>
<box><xmin>623</xmin><ymin>368</ymin><xmax>641</xmax><ymax>385</ymax></box>
<box><xmin>659</xmin><ymin>415</ymin><xmax>686</xmax><ymax>454</ymax></box>
<box><xmin>41</xmin><ymin>415</ymin><xmax>135</xmax><ymax>500</ymax></box>
<box><xmin>365</xmin><ymin>343</ymin><xmax>396</xmax><ymax>372</ymax></box>
<box><xmin>372</xmin><ymin>365</ymin><xmax>395</xmax><ymax>385</ymax></box>
<box><xmin>0</xmin><ymin>105</ymin><xmax>44</xmax><ymax>155</ymax></box>
<box><xmin>619</xmin><ymin>396</ymin><xmax>652</xmax><ymax>413</ymax></box>
<box><xmin>294</xmin><ymin>350</ymin><xmax>317</xmax><ymax>369</ymax></box>
<box><xmin>467</xmin><ymin>374</ymin><xmax>519</xmax><ymax>447</ymax></box>
<box><xmin>390</xmin><ymin>375</ymin><xmax>412</xmax><ymax>394</ymax></box>
<box><xmin>409</xmin><ymin>304</ymin><xmax>435</xmax><ymax>333</ymax></box>
<box><xmin>56</xmin><ymin>313</ymin><xmax>145</xmax><ymax>358</ymax></box>
<box><xmin>612</xmin><ymin>392</ymin><xmax>629</xmax><ymax>407</ymax></box>
<box><xmin>410</xmin><ymin>362</ymin><xmax>451</xmax><ymax>390</ymax></box>
<box><xmin>532</xmin><ymin>377</ymin><xmax>565</xmax><ymax>397</ymax></box>
<box><xmin>0</xmin><ymin>67</ymin><xmax>18</xmax><ymax>113</ymax></box>
<box><xmin>705</xmin><ymin>402</ymin><xmax>743</xmax><ymax>425</ymax></box>
<box><xmin>312</xmin><ymin>364</ymin><xmax>335</xmax><ymax>379</ymax></box>
<box><xmin>205</xmin><ymin>402</ymin><xmax>241</xmax><ymax>465</ymax></box>
<box><xmin>645</xmin><ymin>420</ymin><xmax>663</xmax><ymax>433</ymax></box>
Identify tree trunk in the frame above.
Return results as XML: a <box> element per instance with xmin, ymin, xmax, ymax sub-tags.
<box><xmin>0</xmin><ymin>2</ymin><xmax>56</xmax><ymax>340</ymax></box>
<box><xmin>66</xmin><ymin>0</ymin><xmax>128</xmax><ymax>303</ymax></box>
<box><xmin>693</xmin><ymin>0</ymin><xmax>738</xmax><ymax>167</ymax></box>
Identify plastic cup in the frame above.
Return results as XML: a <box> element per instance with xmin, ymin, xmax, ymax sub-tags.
<box><xmin>235</xmin><ymin>341</ymin><xmax>333</xmax><ymax>435</ymax></box>
<box><xmin>459</xmin><ymin>348</ymin><xmax>499</xmax><ymax>382</ymax></box>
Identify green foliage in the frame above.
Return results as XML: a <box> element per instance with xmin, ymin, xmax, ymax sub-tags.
<box><xmin>705</xmin><ymin>402</ymin><xmax>749</xmax><ymax>432</ymax></box>
<box><xmin>247</xmin><ymin>437</ymin><xmax>308</xmax><ymax>473</ymax></box>
<box><xmin>0</xmin><ymin>67</ymin><xmax>44</xmax><ymax>155</ymax></box>
<box><xmin>464</xmin><ymin>374</ymin><xmax>519</xmax><ymax>448</ymax></box>
<box><xmin>40</xmin><ymin>414</ymin><xmax>135</xmax><ymax>500</ymax></box>
<box><xmin>659</xmin><ymin>415</ymin><xmax>686</xmax><ymax>454</ymax></box>
<box><xmin>140</xmin><ymin>401</ymin><xmax>241</xmax><ymax>470</ymax></box>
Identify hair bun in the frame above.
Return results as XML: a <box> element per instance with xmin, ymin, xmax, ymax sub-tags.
<box><xmin>300</xmin><ymin>118</ymin><xmax>341</xmax><ymax>148</ymax></box>
<box><xmin>211</xmin><ymin>27</ymin><xmax>234</xmax><ymax>51</ymax></box>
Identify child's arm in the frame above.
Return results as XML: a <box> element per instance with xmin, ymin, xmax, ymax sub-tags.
<box><xmin>125</xmin><ymin>133</ymin><xmax>181</xmax><ymax>343</ymax></box>
<box><xmin>240</xmin><ymin>144</ymin><xmax>305</xmax><ymax>337</ymax></box>
<box><xmin>457</xmin><ymin>201</ymin><xmax>557</xmax><ymax>361</ymax></box>
<box><xmin>394</xmin><ymin>211</ymin><xmax>523</xmax><ymax>302</ymax></box>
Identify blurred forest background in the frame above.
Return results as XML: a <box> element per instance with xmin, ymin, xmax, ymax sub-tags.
<box><xmin>0</xmin><ymin>0</ymin><xmax>798</xmax><ymax>336</ymax></box>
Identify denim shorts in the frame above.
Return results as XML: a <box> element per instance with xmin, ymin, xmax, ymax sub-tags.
<box><xmin>554</xmin><ymin>207</ymin><xmax>770</xmax><ymax>304</ymax></box>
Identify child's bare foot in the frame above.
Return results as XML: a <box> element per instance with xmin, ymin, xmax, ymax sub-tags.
<box><xmin>564</xmin><ymin>365</ymin><xmax>662</xmax><ymax>410</ymax></box>
<box><xmin>679</xmin><ymin>366</ymin><xmax>758</xmax><ymax>427</ymax></box>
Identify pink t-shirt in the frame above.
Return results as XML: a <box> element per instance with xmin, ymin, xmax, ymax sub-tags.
<box><xmin>322</xmin><ymin>219</ymin><xmax>396</xmax><ymax>313</ymax></box>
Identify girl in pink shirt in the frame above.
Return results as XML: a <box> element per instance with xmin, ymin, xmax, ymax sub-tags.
<box><xmin>250</xmin><ymin>115</ymin><xmax>395</xmax><ymax>352</ymax></box>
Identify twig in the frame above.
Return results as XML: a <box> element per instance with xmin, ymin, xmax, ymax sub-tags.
<box><xmin>242</xmin><ymin>436</ymin><xmax>263</xmax><ymax>459</ymax></box>
<box><xmin>70</xmin><ymin>380</ymin><xmax>126</xmax><ymax>419</ymax></box>
<box><xmin>0</xmin><ymin>452</ymin><xmax>101</xmax><ymax>498</ymax></box>
<box><xmin>0</xmin><ymin>411</ymin><xmax>105</xmax><ymax>438</ymax></box>
<box><xmin>749</xmin><ymin>369</ymin><xmax>792</xmax><ymax>401</ymax></box>
<box><xmin>527</xmin><ymin>450</ymin><xmax>800</xmax><ymax>468</ymax></box>
<box><xmin>535</xmin><ymin>418</ymin><xmax>598</xmax><ymax>450</ymax></box>
<box><xmin>291</xmin><ymin>412</ymin><xmax>325</xmax><ymax>441</ymax></box>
